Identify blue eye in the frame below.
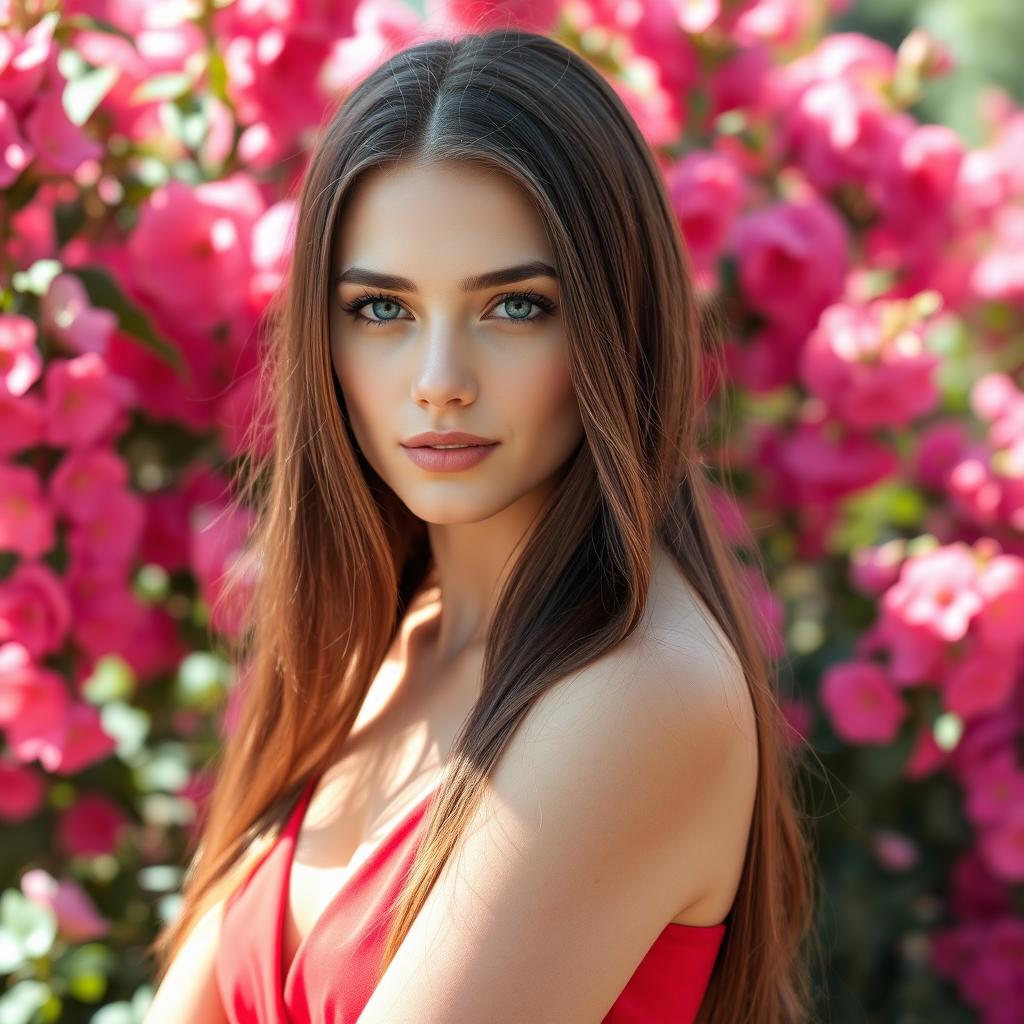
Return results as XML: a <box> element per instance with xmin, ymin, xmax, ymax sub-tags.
<box><xmin>339</xmin><ymin>289</ymin><xmax>558</xmax><ymax>329</ymax></box>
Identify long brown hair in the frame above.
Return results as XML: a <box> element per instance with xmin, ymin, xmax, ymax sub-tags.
<box><xmin>150</xmin><ymin>27</ymin><xmax>819</xmax><ymax>1022</ymax></box>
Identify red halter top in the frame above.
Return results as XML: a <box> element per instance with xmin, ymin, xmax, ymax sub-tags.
<box><xmin>216</xmin><ymin>773</ymin><xmax>726</xmax><ymax>1022</ymax></box>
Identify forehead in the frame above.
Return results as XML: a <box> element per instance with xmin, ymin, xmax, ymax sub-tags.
<box><xmin>332</xmin><ymin>161</ymin><xmax>554</xmax><ymax>277</ymax></box>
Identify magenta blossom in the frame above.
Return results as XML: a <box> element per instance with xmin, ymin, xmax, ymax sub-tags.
<box><xmin>883</xmin><ymin>543</ymin><xmax>984</xmax><ymax>644</ymax></box>
<box><xmin>0</xmin><ymin>561</ymin><xmax>71</xmax><ymax>659</ymax></box>
<box><xmin>799</xmin><ymin>299</ymin><xmax>941</xmax><ymax>430</ymax></box>
<box><xmin>0</xmin><ymin>758</ymin><xmax>45</xmax><ymax>821</ymax></box>
<box><xmin>21</xmin><ymin>868</ymin><xmax>109</xmax><ymax>942</ymax></box>
<box><xmin>0</xmin><ymin>462</ymin><xmax>55</xmax><ymax>558</ymax></box>
<box><xmin>665</xmin><ymin>150</ymin><xmax>746</xmax><ymax>285</ymax></box>
<box><xmin>40</xmin><ymin>273</ymin><xmax>117</xmax><ymax>357</ymax></box>
<box><xmin>48</xmin><ymin>447</ymin><xmax>130</xmax><ymax>523</ymax></box>
<box><xmin>0</xmin><ymin>641</ymin><xmax>71</xmax><ymax>765</ymax></box>
<box><xmin>0</xmin><ymin>313</ymin><xmax>42</xmax><ymax>395</ymax></box>
<box><xmin>127</xmin><ymin>176</ymin><xmax>263</xmax><ymax>334</ymax></box>
<box><xmin>731</xmin><ymin>197</ymin><xmax>849</xmax><ymax>331</ymax></box>
<box><xmin>57</xmin><ymin>792</ymin><xmax>129</xmax><ymax>858</ymax></box>
<box><xmin>942</xmin><ymin>645</ymin><xmax>1019</xmax><ymax>721</ymax></box>
<box><xmin>820</xmin><ymin>659</ymin><xmax>907</xmax><ymax>744</ymax></box>
<box><xmin>43</xmin><ymin>353</ymin><xmax>136</xmax><ymax>449</ymax></box>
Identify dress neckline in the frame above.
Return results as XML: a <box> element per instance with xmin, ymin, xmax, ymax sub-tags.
<box><xmin>273</xmin><ymin>770</ymin><xmax>728</xmax><ymax>1003</ymax></box>
<box><xmin>277</xmin><ymin>773</ymin><xmax>439</xmax><ymax>997</ymax></box>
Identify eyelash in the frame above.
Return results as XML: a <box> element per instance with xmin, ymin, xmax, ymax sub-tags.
<box><xmin>340</xmin><ymin>289</ymin><xmax>558</xmax><ymax>329</ymax></box>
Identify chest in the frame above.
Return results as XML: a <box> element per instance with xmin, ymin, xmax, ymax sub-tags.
<box><xmin>280</xmin><ymin>648</ymin><xmax>482</xmax><ymax>969</ymax></box>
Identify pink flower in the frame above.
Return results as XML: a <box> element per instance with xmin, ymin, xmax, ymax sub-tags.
<box><xmin>947</xmin><ymin>454</ymin><xmax>1003</xmax><ymax>528</ymax></box>
<box><xmin>964</xmin><ymin>751</ymin><xmax>1024</xmax><ymax>828</ymax></box>
<box><xmin>732</xmin><ymin>198</ymin><xmax>849</xmax><ymax>331</ymax></box>
<box><xmin>248</xmin><ymin>199</ymin><xmax>297</xmax><ymax>311</ymax></box>
<box><xmin>903</xmin><ymin>721</ymin><xmax>948</xmax><ymax>779</ymax></box>
<box><xmin>0</xmin><ymin>758</ymin><xmax>45</xmax><ymax>820</ymax></box>
<box><xmin>970</xmin><ymin>204</ymin><xmax>1024</xmax><ymax>304</ymax></box>
<box><xmin>0</xmin><ymin>387</ymin><xmax>44</xmax><ymax>457</ymax></box>
<box><xmin>0</xmin><ymin>641</ymin><xmax>71</xmax><ymax>763</ymax></box>
<box><xmin>973</xmin><ymin>555</ymin><xmax>1024</xmax><ymax>650</ymax></box>
<box><xmin>138</xmin><ymin>489</ymin><xmax>191</xmax><ymax>573</ymax></box>
<box><xmin>942</xmin><ymin>646</ymin><xmax>1019</xmax><ymax>721</ymax></box>
<box><xmin>850</xmin><ymin>540</ymin><xmax>906</xmax><ymax>596</ymax></box>
<box><xmin>708</xmin><ymin>42</ymin><xmax>774</xmax><ymax>121</ymax></box>
<box><xmin>799</xmin><ymin>300</ymin><xmax>941</xmax><ymax>429</ymax></box>
<box><xmin>0</xmin><ymin>98</ymin><xmax>32</xmax><ymax>186</ymax></box>
<box><xmin>22</xmin><ymin>84</ymin><xmax>103</xmax><ymax>176</ymax></box>
<box><xmin>820</xmin><ymin>659</ymin><xmax>907</xmax><ymax>744</ymax></box>
<box><xmin>127</xmin><ymin>176</ymin><xmax>261</xmax><ymax>334</ymax></box>
<box><xmin>781</xmin><ymin>75</ymin><xmax>903</xmax><ymax>194</ymax></box>
<box><xmin>48</xmin><ymin>702</ymin><xmax>116</xmax><ymax>776</ymax></box>
<box><xmin>57</xmin><ymin>792</ymin><xmax>129</xmax><ymax>858</ymax></box>
<box><xmin>48</xmin><ymin>447</ymin><xmax>129</xmax><ymax>523</ymax></box>
<box><xmin>66</xmin><ymin>565</ymin><xmax>147</xmax><ymax>663</ymax></box>
<box><xmin>66</xmin><ymin>487</ymin><xmax>145</xmax><ymax>576</ymax></box>
<box><xmin>39</xmin><ymin>273</ymin><xmax>117</xmax><ymax>357</ymax></box>
<box><xmin>43</xmin><ymin>353</ymin><xmax>135</xmax><ymax>449</ymax></box>
<box><xmin>883</xmin><ymin>543</ymin><xmax>984</xmax><ymax>643</ymax></box>
<box><xmin>0</xmin><ymin>313</ymin><xmax>42</xmax><ymax>395</ymax></box>
<box><xmin>913</xmin><ymin>419</ymin><xmax>970</xmax><ymax>490</ymax></box>
<box><xmin>957</xmin><ymin>916</ymin><xmax>1024</xmax><ymax>1012</ymax></box>
<box><xmin>20</xmin><ymin>869</ymin><xmax>109</xmax><ymax>942</ymax></box>
<box><xmin>664</xmin><ymin>151</ymin><xmax>746</xmax><ymax>284</ymax></box>
<box><xmin>777</xmin><ymin>416</ymin><xmax>899</xmax><ymax>500</ymax></box>
<box><xmin>0</xmin><ymin>561</ymin><xmax>71</xmax><ymax>659</ymax></box>
<box><xmin>980</xmin><ymin>806</ymin><xmax>1024</xmax><ymax>882</ymax></box>
<box><xmin>0</xmin><ymin>462</ymin><xmax>55</xmax><ymax>559</ymax></box>
<box><xmin>724</xmin><ymin>321</ymin><xmax>807</xmax><ymax>394</ymax></box>
<box><xmin>879</xmin><ymin>123</ymin><xmax>964</xmax><ymax>235</ymax></box>
<box><xmin>871</xmin><ymin>829</ymin><xmax>918</xmax><ymax>871</ymax></box>
<box><xmin>0</xmin><ymin>17</ymin><xmax>54</xmax><ymax>116</ymax></box>
<box><xmin>948</xmin><ymin>849</ymin><xmax>1012</xmax><ymax>920</ymax></box>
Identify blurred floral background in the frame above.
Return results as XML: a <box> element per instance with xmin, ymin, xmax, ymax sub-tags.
<box><xmin>1</xmin><ymin>1</ymin><xmax>1022</xmax><ymax>1021</ymax></box>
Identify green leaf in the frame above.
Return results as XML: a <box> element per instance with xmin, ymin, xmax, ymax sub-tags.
<box><xmin>11</xmin><ymin>259</ymin><xmax>62</xmax><ymax>297</ymax></box>
<box><xmin>130</xmin><ymin>72</ymin><xmax>196</xmax><ymax>105</ymax></box>
<box><xmin>64</xmin><ymin>65</ymin><xmax>120</xmax><ymax>126</ymax></box>
<box><xmin>0</xmin><ymin>980</ymin><xmax>52</xmax><ymax>1024</ymax></box>
<box><xmin>99</xmin><ymin>702</ymin><xmax>151</xmax><ymax>760</ymax></box>
<box><xmin>70</xmin><ymin>265</ymin><xmax>186</xmax><ymax>374</ymax></box>
<box><xmin>62</xmin><ymin>943</ymin><xmax>115</xmax><ymax>1003</ymax></box>
<box><xmin>134</xmin><ymin>743</ymin><xmax>192</xmax><ymax>794</ymax></box>
<box><xmin>0</xmin><ymin>890</ymin><xmax>57</xmax><ymax>962</ymax></box>
<box><xmin>175</xmin><ymin>651</ymin><xmax>232</xmax><ymax>709</ymax></box>
<box><xmin>82</xmin><ymin>655</ymin><xmax>137</xmax><ymax>705</ymax></box>
<box><xmin>88</xmin><ymin>1003</ymin><xmax>136</xmax><ymax>1024</ymax></box>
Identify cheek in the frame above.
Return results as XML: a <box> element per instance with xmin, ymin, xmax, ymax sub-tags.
<box><xmin>331</xmin><ymin>342</ymin><xmax>390</xmax><ymax>454</ymax></box>
<box><xmin>498</xmin><ymin>345</ymin><xmax>582</xmax><ymax>447</ymax></box>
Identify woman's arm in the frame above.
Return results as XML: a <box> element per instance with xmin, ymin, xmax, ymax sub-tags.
<box><xmin>142</xmin><ymin>898</ymin><xmax>230</xmax><ymax>1024</ymax></box>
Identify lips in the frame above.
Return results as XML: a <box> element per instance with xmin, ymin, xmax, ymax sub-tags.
<box><xmin>401</xmin><ymin>439</ymin><xmax>499</xmax><ymax>472</ymax></box>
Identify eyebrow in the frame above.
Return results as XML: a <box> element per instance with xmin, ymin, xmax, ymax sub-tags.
<box><xmin>334</xmin><ymin>260</ymin><xmax>558</xmax><ymax>293</ymax></box>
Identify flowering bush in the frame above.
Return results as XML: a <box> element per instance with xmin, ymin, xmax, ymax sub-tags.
<box><xmin>1</xmin><ymin>1</ymin><xmax>1021</xmax><ymax>1021</ymax></box>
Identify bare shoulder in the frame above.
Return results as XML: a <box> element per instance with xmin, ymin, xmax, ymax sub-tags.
<box><xmin>355</xmin><ymin>554</ymin><xmax>759</xmax><ymax>1022</ymax></box>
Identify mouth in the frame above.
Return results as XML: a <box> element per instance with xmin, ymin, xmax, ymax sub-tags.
<box><xmin>401</xmin><ymin>440</ymin><xmax>500</xmax><ymax>472</ymax></box>
<box><xmin>401</xmin><ymin>431</ymin><xmax>499</xmax><ymax>448</ymax></box>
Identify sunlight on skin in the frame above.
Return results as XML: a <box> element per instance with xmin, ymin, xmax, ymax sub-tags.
<box><xmin>328</xmin><ymin>160</ymin><xmax>586</xmax><ymax>665</ymax></box>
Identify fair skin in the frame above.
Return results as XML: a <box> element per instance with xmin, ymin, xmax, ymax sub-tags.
<box><xmin>143</xmin><ymin>160</ymin><xmax>758</xmax><ymax>1023</ymax></box>
<box><xmin>329</xmin><ymin>159</ymin><xmax>584</xmax><ymax>664</ymax></box>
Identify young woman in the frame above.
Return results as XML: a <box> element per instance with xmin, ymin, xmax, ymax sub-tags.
<box><xmin>145</xmin><ymin>27</ymin><xmax>816</xmax><ymax>1024</ymax></box>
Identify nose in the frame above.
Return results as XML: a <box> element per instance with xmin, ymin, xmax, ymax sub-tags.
<box><xmin>409</xmin><ymin>321</ymin><xmax>478</xmax><ymax>408</ymax></box>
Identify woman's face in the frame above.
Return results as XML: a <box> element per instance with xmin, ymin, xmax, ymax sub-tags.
<box><xmin>329</xmin><ymin>160</ymin><xmax>584</xmax><ymax>526</ymax></box>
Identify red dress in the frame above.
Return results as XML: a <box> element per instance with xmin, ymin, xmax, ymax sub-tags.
<box><xmin>216</xmin><ymin>774</ymin><xmax>726</xmax><ymax>1023</ymax></box>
